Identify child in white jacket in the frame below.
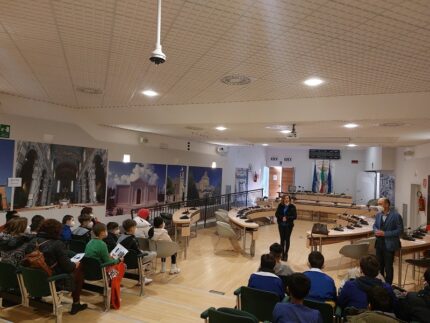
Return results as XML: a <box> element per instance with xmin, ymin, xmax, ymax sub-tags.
<box><xmin>149</xmin><ymin>216</ymin><xmax>180</xmax><ymax>274</ymax></box>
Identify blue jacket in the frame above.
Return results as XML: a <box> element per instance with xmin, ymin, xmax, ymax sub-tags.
<box><xmin>248</xmin><ymin>272</ymin><xmax>285</xmax><ymax>300</ymax></box>
<box><xmin>373</xmin><ymin>210</ymin><xmax>403</xmax><ymax>251</ymax></box>
<box><xmin>60</xmin><ymin>225</ymin><xmax>72</xmax><ymax>241</ymax></box>
<box><xmin>338</xmin><ymin>276</ymin><xmax>396</xmax><ymax>310</ymax></box>
<box><xmin>304</xmin><ymin>269</ymin><xmax>336</xmax><ymax>302</ymax></box>
<box><xmin>273</xmin><ymin>302</ymin><xmax>323</xmax><ymax>323</ymax></box>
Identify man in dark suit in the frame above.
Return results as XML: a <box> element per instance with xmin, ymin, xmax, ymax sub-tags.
<box><xmin>373</xmin><ymin>197</ymin><xmax>404</xmax><ymax>284</ymax></box>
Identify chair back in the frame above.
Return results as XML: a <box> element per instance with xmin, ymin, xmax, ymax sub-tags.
<box><xmin>304</xmin><ymin>299</ymin><xmax>334</xmax><ymax>323</ymax></box>
<box><xmin>81</xmin><ymin>257</ymin><xmax>103</xmax><ymax>281</ymax></box>
<box><xmin>216</xmin><ymin>221</ymin><xmax>236</xmax><ymax>238</ymax></box>
<box><xmin>208</xmin><ymin>307</ymin><xmax>258</xmax><ymax>323</ymax></box>
<box><xmin>137</xmin><ymin>237</ymin><xmax>150</xmax><ymax>251</ymax></box>
<box><xmin>356</xmin><ymin>237</ymin><xmax>376</xmax><ymax>255</ymax></box>
<box><xmin>239</xmin><ymin>286</ymin><xmax>280</xmax><ymax>322</ymax></box>
<box><xmin>124</xmin><ymin>249</ymin><xmax>139</xmax><ymax>269</ymax></box>
<box><xmin>215</xmin><ymin>211</ymin><xmax>229</xmax><ymax>223</ymax></box>
<box><xmin>0</xmin><ymin>262</ymin><xmax>20</xmax><ymax>291</ymax></box>
<box><xmin>152</xmin><ymin>240</ymin><xmax>178</xmax><ymax>258</ymax></box>
<box><xmin>20</xmin><ymin>266</ymin><xmax>51</xmax><ymax>298</ymax></box>
<box><xmin>339</xmin><ymin>242</ymin><xmax>369</xmax><ymax>259</ymax></box>
<box><xmin>69</xmin><ymin>239</ymin><xmax>87</xmax><ymax>253</ymax></box>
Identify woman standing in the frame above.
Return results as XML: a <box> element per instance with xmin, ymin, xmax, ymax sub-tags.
<box><xmin>275</xmin><ymin>195</ymin><xmax>297</xmax><ymax>261</ymax></box>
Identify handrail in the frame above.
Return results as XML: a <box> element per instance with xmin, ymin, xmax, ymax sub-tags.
<box><xmin>130</xmin><ymin>188</ymin><xmax>263</xmax><ymax>227</ymax></box>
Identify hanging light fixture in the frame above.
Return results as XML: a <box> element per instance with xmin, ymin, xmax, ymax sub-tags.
<box><xmin>149</xmin><ymin>0</ymin><xmax>166</xmax><ymax>64</ymax></box>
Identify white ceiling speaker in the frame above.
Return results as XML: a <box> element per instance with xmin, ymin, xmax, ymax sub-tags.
<box><xmin>149</xmin><ymin>0</ymin><xmax>166</xmax><ymax>65</ymax></box>
<box><xmin>215</xmin><ymin>146</ymin><xmax>229</xmax><ymax>156</ymax></box>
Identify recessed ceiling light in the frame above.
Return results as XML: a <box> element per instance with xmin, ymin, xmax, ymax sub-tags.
<box><xmin>215</xmin><ymin>126</ymin><xmax>227</xmax><ymax>131</ymax></box>
<box><xmin>262</xmin><ymin>143</ymin><xmax>268</xmax><ymax>146</ymax></box>
<box><xmin>141</xmin><ymin>89</ymin><xmax>159</xmax><ymax>97</ymax></box>
<box><xmin>344</xmin><ymin>123</ymin><xmax>359</xmax><ymax>128</ymax></box>
<box><xmin>347</xmin><ymin>143</ymin><xmax>357</xmax><ymax>147</ymax></box>
<box><xmin>280</xmin><ymin>129</ymin><xmax>292</xmax><ymax>134</ymax></box>
<box><xmin>304</xmin><ymin>78</ymin><xmax>324</xmax><ymax>87</ymax></box>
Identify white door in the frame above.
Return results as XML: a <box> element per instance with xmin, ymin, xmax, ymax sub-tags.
<box><xmin>355</xmin><ymin>172</ymin><xmax>376</xmax><ymax>205</ymax></box>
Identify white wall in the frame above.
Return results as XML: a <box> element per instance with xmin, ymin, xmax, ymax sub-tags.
<box><xmin>265</xmin><ymin>148</ymin><xmax>366</xmax><ymax>201</ymax></box>
<box><xmin>395</xmin><ymin>145</ymin><xmax>430</xmax><ymax>228</ymax></box>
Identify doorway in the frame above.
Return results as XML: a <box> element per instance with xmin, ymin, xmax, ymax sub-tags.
<box><xmin>268</xmin><ymin>167</ymin><xmax>295</xmax><ymax>198</ymax></box>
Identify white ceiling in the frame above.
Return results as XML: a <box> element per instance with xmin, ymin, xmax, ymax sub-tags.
<box><xmin>0</xmin><ymin>0</ymin><xmax>430</xmax><ymax>147</ymax></box>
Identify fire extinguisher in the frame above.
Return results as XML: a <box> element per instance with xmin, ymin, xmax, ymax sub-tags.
<box><xmin>253</xmin><ymin>172</ymin><xmax>258</xmax><ymax>182</ymax></box>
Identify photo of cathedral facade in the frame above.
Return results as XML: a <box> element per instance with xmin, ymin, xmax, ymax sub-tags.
<box><xmin>187</xmin><ymin>166</ymin><xmax>222</xmax><ymax>200</ymax></box>
<box><xmin>166</xmin><ymin>165</ymin><xmax>187</xmax><ymax>203</ymax></box>
<box><xmin>106</xmin><ymin>162</ymin><xmax>166</xmax><ymax>216</ymax></box>
<box><xmin>13</xmin><ymin>141</ymin><xmax>108</xmax><ymax>209</ymax></box>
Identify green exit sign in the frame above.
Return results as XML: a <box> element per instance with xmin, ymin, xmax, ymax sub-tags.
<box><xmin>0</xmin><ymin>124</ymin><xmax>10</xmax><ymax>138</ymax></box>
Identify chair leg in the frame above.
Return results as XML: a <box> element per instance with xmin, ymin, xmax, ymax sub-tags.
<box><xmin>403</xmin><ymin>263</ymin><xmax>409</xmax><ymax>288</ymax></box>
<box><xmin>102</xmin><ymin>269</ymin><xmax>111</xmax><ymax>312</ymax></box>
<box><xmin>138</xmin><ymin>259</ymin><xmax>145</xmax><ymax>297</ymax></box>
<box><xmin>49</xmin><ymin>281</ymin><xmax>63</xmax><ymax>323</ymax></box>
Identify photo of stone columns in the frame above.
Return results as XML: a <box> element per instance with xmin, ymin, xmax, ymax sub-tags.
<box><xmin>14</xmin><ymin>141</ymin><xmax>108</xmax><ymax>210</ymax></box>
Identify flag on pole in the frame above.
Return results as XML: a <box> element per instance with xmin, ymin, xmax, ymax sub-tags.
<box><xmin>327</xmin><ymin>161</ymin><xmax>333</xmax><ymax>193</ymax></box>
<box><xmin>320</xmin><ymin>160</ymin><xmax>326</xmax><ymax>193</ymax></box>
<box><xmin>312</xmin><ymin>161</ymin><xmax>319</xmax><ymax>193</ymax></box>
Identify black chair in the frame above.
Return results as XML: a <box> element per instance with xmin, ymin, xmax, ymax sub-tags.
<box><xmin>200</xmin><ymin>307</ymin><xmax>259</xmax><ymax>323</ymax></box>
<box><xmin>123</xmin><ymin>249</ymin><xmax>151</xmax><ymax>296</ymax></box>
<box><xmin>304</xmin><ymin>298</ymin><xmax>337</xmax><ymax>323</ymax></box>
<box><xmin>403</xmin><ymin>257</ymin><xmax>430</xmax><ymax>287</ymax></box>
<box><xmin>0</xmin><ymin>262</ymin><xmax>22</xmax><ymax>307</ymax></box>
<box><xmin>234</xmin><ymin>286</ymin><xmax>280</xmax><ymax>322</ymax></box>
<box><xmin>81</xmin><ymin>257</ymin><xmax>111</xmax><ymax>312</ymax></box>
<box><xmin>19</xmin><ymin>266</ymin><xmax>69</xmax><ymax>323</ymax></box>
<box><xmin>69</xmin><ymin>239</ymin><xmax>86</xmax><ymax>253</ymax></box>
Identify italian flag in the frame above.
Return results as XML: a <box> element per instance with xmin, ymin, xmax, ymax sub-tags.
<box><xmin>320</xmin><ymin>161</ymin><xmax>326</xmax><ymax>193</ymax></box>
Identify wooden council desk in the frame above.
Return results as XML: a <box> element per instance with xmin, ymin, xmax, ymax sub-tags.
<box><xmin>172</xmin><ymin>207</ymin><xmax>200</xmax><ymax>259</ymax></box>
<box><xmin>396</xmin><ymin>234</ymin><xmax>430</xmax><ymax>286</ymax></box>
<box><xmin>228</xmin><ymin>208</ymin><xmax>259</xmax><ymax>256</ymax></box>
<box><xmin>257</xmin><ymin>199</ymin><xmax>376</xmax><ymax>219</ymax></box>
<box><xmin>307</xmin><ymin>223</ymin><xmax>430</xmax><ymax>286</ymax></box>
<box><xmin>306</xmin><ymin>218</ymin><xmax>375</xmax><ymax>252</ymax></box>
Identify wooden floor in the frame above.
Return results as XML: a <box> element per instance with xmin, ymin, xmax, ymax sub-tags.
<box><xmin>0</xmin><ymin>220</ymin><xmax>421</xmax><ymax>323</ymax></box>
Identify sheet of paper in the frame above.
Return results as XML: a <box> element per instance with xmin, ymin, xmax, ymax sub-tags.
<box><xmin>71</xmin><ymin>253</ymin><xmax>85</xmax><ymax>263</ymax></box>
<box><xmin>110</xmin><ymin>243</ymin><xmax>129</xmax><ymax>259</ymax></box>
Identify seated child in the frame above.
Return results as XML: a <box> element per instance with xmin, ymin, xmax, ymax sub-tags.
<box><xmin>273</xmin><ymin>273</ymin><xmax>323</xmax><ymax>323</ymax></box>
<box><xmin>133</xmin><ymin>208</ymin><xmax>152</xmax><ymax>238</ymax></box>
<box><xmin>303</xmin><ymin>251</ymin><xmax>336</xmax><ymax>302</ymax></box>
<box><xmin>85</xmin><ymin>223</ymin><xmax>120</xmax><ymax>266</ymax></box>
<box><xmin>148</xmin><ymin>216</ymin><xmax>180</xmax><ymax>274</ymax></box>
<box><xmin>118</xmin><ymin>219</ymin><xmax>156</xmax><ymax>284</ymax></box>
<box><xmin>104</xmin><ymin>222</ymin><xmax>120</xmax><ymax>252</ymax></box>
<box><xmin>248</xmin><ymin>253</ymin><xmax>285</xmax><ymax>300</ymax></box>
<box><xmin>270</xmin><ymin>243</ymin><xmax>294</xmax><ymax>276</ymax></box>
<box><xmin>72</xmin><ymin>213</ymin><xmax>92</xmax><ymax>243</ymax></box>
<box><xmin>60</xmin><ymin>215</ymin><xmax>74</xmax><ymax>245</ymax></box>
